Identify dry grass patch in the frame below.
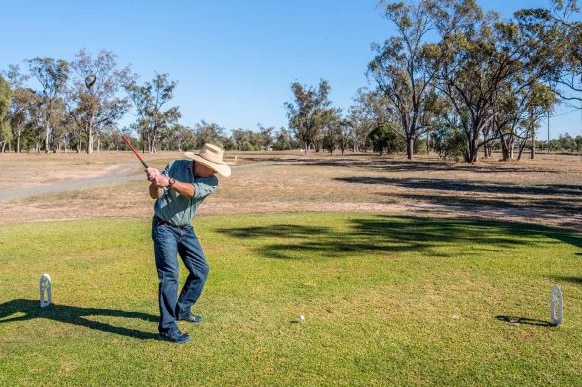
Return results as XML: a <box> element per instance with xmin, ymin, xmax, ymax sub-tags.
<box><xmin>0</xmin><ymin>151</ymin><xmax>581</xmax><ymax>231</ymax></box>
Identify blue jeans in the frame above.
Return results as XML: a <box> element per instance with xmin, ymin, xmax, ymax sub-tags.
<box><xmin>151</xmin><ymin>217</ymin><xmax>209</xmax><ymax>333</ymax></box>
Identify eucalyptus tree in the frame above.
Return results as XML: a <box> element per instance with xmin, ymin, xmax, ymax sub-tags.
<box><xmin>285</xmin><ymin>79</ymin><xmax>336</xmax><ymax>153</ymax></box>
<box><xmin>0</xmin><ymin>75</ymin><xmax>12</xmax><ymax>152</ymax></box>
<box><xmin>159</xmin><ymin>123</ymin><xmax>196</xmax><ymax>151</ymax></box>
<box><xmin>514</xmin><ymin>1</ymin><xmax>581</xmax><ymax>156</ymax></box>
<box><xmin>194</xmin><ymin>120</ymin><xmax>227</xmax><ymax>148</ymax></box>
<box><xmin>272</xmin><ymin>127</ymin><xmax>297</xmax><ymax>151</ymax></box>
<box><xmin>516</xmin><ymin>0</ymin><xmax>581</xmax><ymax>105</ymax></box>
<box><xmin>368</xmin><ymin>122</ymin><xmax>406</xmax><ymax>155</ymax></box>
<box><xmin>125</xmin><ymin>73</ymin><xmax>180</xmax><ymax>153</ymax></box>
<box><xmin>424</xmin><ymin>1</ymin><xmax>498</xmax><ymax>162</ymax></box>
<box><xmin>335</xmin><ymin>118</ymin><xmax>354</xmax><ymax>155</ymax></box>
<box><xmin>348</xmin><ymin>88</ymin><xmax>389</xmax><ymax>152</ymax></box>
<box><xmin>2</xmin><ymin>65</ymin><xmax>35</xmax><ymax>152</ymax></box>
<box><xmin>321</xmin><ymin>123</ymin><xmax>338</xmax><ymax>154</ymax></box>
<box><xmin>495</xmin><ymin>80</ymin><xmax>556</xmax><ymax>160</ymax></box>
<box><xmin>346</xmin><ymin>106</ymin><xmax>371</xmax><ymax>153</ymax></box>
<box><xmin>426</xmin><ymin>0</ymin><xmax>566</xmax><ymax>163</ymax></box>
<box><xmin>231</xmin><ymin>128</ymin><xmax>256</xmax><ymax>150</ymax></box>
<box><xmin>257</xmin><ymin>124</ymin><xmax>275</xmax><ymax>150</ymax></box>
<box><xmin>368</xmin><ymin>0</ymin><xmax>440</xmax><ymax>160</ymax></box>
<box><xmin>69</xmin><ymin>49</ymin><xmax>133</xmax><ymax>153</ymax></box>
<box><xmin>321</xmin><ymin>110</ymin><xmax>344</xmax><ymax>154</ymax></box>
<box><xmin>26</xmin><ymin>57</ymin><xmax>69</xmax><ymax>152</ymax></box>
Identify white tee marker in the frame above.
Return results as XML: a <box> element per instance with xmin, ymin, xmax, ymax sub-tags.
<box><xmin>550</xmin><ymin>284</ymin><xmax>563</xmax><ymax>326</ymax></box>
<box><xmin>39</xmin><ymin>274</ymin><xmax>52</xmax><ymax>308</ymax></box>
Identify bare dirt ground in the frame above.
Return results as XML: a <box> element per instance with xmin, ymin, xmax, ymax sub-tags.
<box><xmin>1</xmin><ymin>151</ymin><xmax>581</xmax><ymax>232</ymax></box>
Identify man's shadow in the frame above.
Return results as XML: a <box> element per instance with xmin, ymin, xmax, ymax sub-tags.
<box><xmin>0</xmin><ymin>299</ymin><xmax>159</xmax><ymax>340</ymax></box>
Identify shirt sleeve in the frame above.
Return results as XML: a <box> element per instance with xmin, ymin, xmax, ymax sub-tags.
<box><xmin>161</xmin><ymin>161</ymin><xmax>174</xmax><ymax>177</ymax></box>
<box><xmin>193</xmin><ymin>175</ymin><xmax>218</xmax><ymax>199</ymax></box>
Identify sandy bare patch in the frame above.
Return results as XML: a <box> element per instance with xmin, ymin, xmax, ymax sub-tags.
<box><xmin>0</xmin><ymin>151</ymin><xmax>581</xmax><ymax>231</ymax></box>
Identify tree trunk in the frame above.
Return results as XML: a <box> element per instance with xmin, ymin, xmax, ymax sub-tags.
<box><xmin>406</xmin><ymin>136</ymin><xmax>414</xmax><ymax>160</ymax></box>
<box><xmin>466</xmin><ymin>136</ymin><xmax>480</xmax><ymax>163</ymax></box>
<box><xmin>44</xmin><ymin>122</ymin><xmax>50</xmax><ymax>153</ymax></box>
<box><xmin>87</xmin><ymin>129</ymin><xmax>94</xmax><ymax>154</ymax></box>
<box><xmin>530</xmin><ymin>130</ymin><xmax>536</xmax><ymax>160</ymax></box>
<box><xmin>500</xmin><ymin>134</ymin><xmax>515</xmax><ymax>161</ymax></box>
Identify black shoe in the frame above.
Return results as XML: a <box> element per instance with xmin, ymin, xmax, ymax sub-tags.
<box><xmin>158</xmin><ymin>330</ymin><xmax>192</xmax><ymax>344</ymax></box>
<box><xmin>178</xmin><ymin>315</ymin><xmax>203</xmax><ymax>324</ymax></box>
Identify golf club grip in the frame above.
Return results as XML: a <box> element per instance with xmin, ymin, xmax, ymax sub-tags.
<box><xmin>122</xmin><ymin>135</ymin><xmax>149</xmax><ymax>168</ymax></box>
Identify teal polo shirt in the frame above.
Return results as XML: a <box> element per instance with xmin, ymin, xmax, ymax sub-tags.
<box><xmin>153</xmin><ymin>159</ymin><xmax>218</xmax><ymax>227</ymax></box>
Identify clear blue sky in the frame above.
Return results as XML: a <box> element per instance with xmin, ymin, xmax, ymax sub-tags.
<box><xmin>1</xmin><ymin>0</ymin><xmax>580</xmax><ymax>139</ymax></box>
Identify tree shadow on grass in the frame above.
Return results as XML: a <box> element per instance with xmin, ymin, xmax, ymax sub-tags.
<box><xmin>550</xmin><ymin>276</ymin><xmax>582</xmax><ymax>285</ymax></box>
<box><xmin>242</xmin><ymin>157</ymin><xmax>564</xmax><ymax>175</ymax></box>
<box><xmin>334</xmin><ymin>176</ymin><xmax>582</xmax><ymax>231</ymax></box>
<box><xmin>335</xmin><ymin>176</ymin><xmax>582</xmax><ymax>197</ymax></box>
<box><xmin>215</xmin><ymin>215</ymin><xmax>582</xmax><ymax>260</ymax></box>
<box><xmin>0</xmin><ymin>299</ymin><xmax>158</xmax><ymax>340</ymax></box>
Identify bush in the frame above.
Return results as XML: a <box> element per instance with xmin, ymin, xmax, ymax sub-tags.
<box><xmin>432</xmin><ymin>126</ymin><xmax>467</xmax><ymax>161</ymax></box>
<box><xmin>368</xmin><ymin>123</ymin><xmax>405</xmax><ymax>155</ymax></box>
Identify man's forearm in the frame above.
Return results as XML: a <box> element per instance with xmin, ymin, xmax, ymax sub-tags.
<box><xmin>167</xmin><ymin>179</ymin><xmax>195</xmax><ymax>198</ymax></box>
<box><xmin>149</xmin><ymin>182</ymin><xmax>161</xmax><ymax>199</ymax></box>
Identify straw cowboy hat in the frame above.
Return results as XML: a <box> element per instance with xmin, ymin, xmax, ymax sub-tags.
<box><xmin>185</xmin><ymin>144</ymin><xmax>231</xmax><ymax>177</ymax></box>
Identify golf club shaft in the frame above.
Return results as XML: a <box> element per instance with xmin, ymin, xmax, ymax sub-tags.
<box><xmin>122</xmin><ymin>135</ymin><xmax>149</xmax><ymax>168</ymax></box>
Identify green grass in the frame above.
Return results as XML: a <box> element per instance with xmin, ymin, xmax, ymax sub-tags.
<box><xmin>0</xmin><ymin>213</ymin><xmax>581</xmax><ymax>386</ymax></box>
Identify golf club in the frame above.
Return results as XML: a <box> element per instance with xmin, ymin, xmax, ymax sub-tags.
<box><xmin>122</xmin><ymin>135</ymin><xmax>149</xmax><ymax>168</ymax></box>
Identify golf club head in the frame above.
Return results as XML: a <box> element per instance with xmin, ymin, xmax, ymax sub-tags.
<box><xmin>85</xmin><ymin>75</ymin><xmax>96</xmax><ymax>89</ymax></box>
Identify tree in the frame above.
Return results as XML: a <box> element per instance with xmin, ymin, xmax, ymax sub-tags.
<box><xmin>0</xmin><ymin>75</ymin><xmax>12</xmax><ymax>152</ymax></box>
<box><xmin>431</xmin><ymin>121</ymin><xmax>467</xmax><ymax>161</ymax></box>
<box><xmin>256</xmin><ymin>124</ymin><xmax>275</xmax><ymax>150</ymax></box>
<box><xmin>320</xmin><ymin>109</ymin><xmax>342</xmax><ymax>154</ymax></box>
<box><xmin>517</xmin><ymin>1</ymin><xmax>581</xmax><ymax>105</ymax></box>
<box><xmin>231</xmin><ymin>128</ymin><xmax>256</xmax><ymax>150</ymax></box>
<box><xmin>158</xmin><ymin>123</ymin><xmax>196</xmax><ymax>151</ymax></box>
<box><xmin>336</xmin><ymin>119</ymin><xmax>354</xmax><ymax>155</ymax></box>
<box><xmin>272</xmin><ymin>127</ymin><xmax>297</xmax><ymax>151</ymax></box>
<box><xmin>368</xmin><ymin>123</ymin><xmax>405</xmax><ymax>155</ymax></box>
<box><xmin>321</xmin><ymin>119</ymin><xmax>338</xmax><ymax>154</ymax></box>
<box><xmin>425</xmin><ymin>0</ymin><xmax>567</xmax><ymax>163</ymax></box>
<box><xmin>69</xmin><ymin>50</ymin><xmax>132</xmax><ymax>153</ymax></box>
<box><xmin>2</xmin><ymin>65</ymin><xmax>32</xmax><ymax>152</ymax></box>
<box><xmin>285</xmin><ymin>79</ymin><xmax>336</xmax><ymax>153</ymax></box>
<box><xmin>26</xmin><ymin>57</ymin><xmax>69</xmax><ymax>152</ymax></box>
<box><xmin>495</xmin><ymin>81</ymin><xmax>556</xmax><ymax>161</ymax></box>
<box><xmin>348</xmin><ymin>88</ymin><xmax>381</xmax><ymax>152</ymax></box>
<box><xmin>125</xmin><ymin>73</ymin><xmax>180</xmax><ymax>153</ymax></box>
<box><xmin>7</xmin><ymin>88</ymin><xmax>39</xmax><ymax>153</ymax></box>
<box><xmin>194</xmin><ymin>120</ymin><xmax>227</xmax><ymax>148</ymax></box>
<box><xmin>368</xmin><ymin>0</ymin><xmax>440</xmax><ymax>160</ymax></box>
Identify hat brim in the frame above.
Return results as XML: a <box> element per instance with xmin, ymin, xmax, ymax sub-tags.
<box><xmin>185</xmin><ymin>152</ymin><xmax>232</xmax><ymax>177</ymax></box>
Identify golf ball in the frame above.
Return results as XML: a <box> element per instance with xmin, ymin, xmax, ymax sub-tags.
<box><xmin>299</xmin><ymin>314</ymin><xmax>305</xmax><ymax>321</ymax></box>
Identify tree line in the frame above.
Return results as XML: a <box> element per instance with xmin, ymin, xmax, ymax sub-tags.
<box><xmin>0</xmin><ymin>0</ymin><xmax>580</xmax><ymax>163</ymax></box>
<box><xmin>285</xmin><ymin>0</ymin><xmax>582</xmax><ymax>162</ymax></box>
<box><xmin>0</xmin><ymin>49</ymin><xmax>299</xmax><ymax>155</ymax></box>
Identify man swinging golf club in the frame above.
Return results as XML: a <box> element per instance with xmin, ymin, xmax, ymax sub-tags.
<box><xmin>145</xmin><ymin>144</ymin><xmax>231</xmax><ymax>344</ymax></box>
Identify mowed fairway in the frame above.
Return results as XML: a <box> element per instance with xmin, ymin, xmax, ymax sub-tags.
<box><xmin>0</xmin><ymin>152</ymin><xmax>581</xmax><ymax>385</ymax></box>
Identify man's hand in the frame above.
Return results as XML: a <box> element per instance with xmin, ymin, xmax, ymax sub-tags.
<box><xmin>145</xmin><ymin>167</ymin><xmax>194</xmax><ymax>199</ymax></box>
<box><xmin>145</xmin><ymin>167</ymin><xmax>170</xmax><ymax>187</ymax></box>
